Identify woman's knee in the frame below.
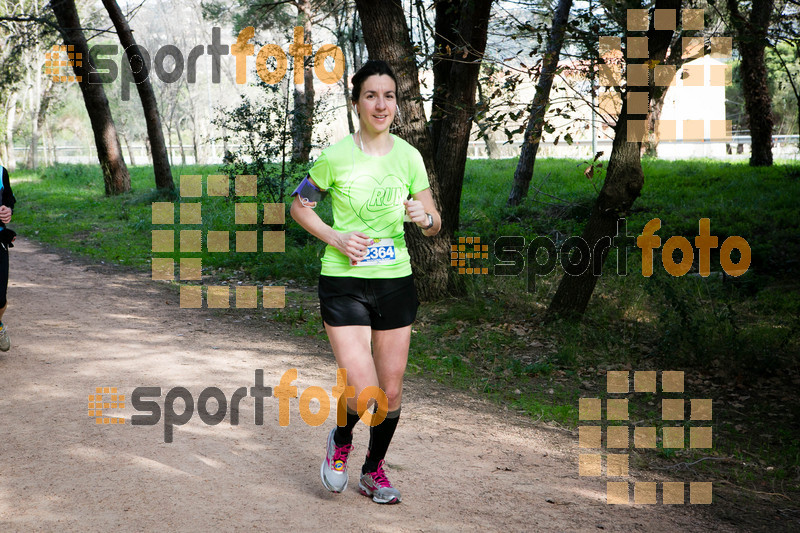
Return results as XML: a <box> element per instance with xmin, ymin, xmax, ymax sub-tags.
<box><xmin>382</xmin><ymin>383</ymin><xmax>403</xmax><ymax>410</ymax></box>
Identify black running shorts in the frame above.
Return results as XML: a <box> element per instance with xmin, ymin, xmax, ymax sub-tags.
<box><xmin>318</xmin><ymin>274</ymin><xmax>419</xmax><ymax>330</ymax></box>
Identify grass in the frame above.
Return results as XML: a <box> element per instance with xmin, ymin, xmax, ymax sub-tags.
<box><xmin>450</xmin><ymin>157</ymin><xmax>800</xmax><ymax>495</ymax></box>
<box><xmin>9</xmin><ymin>158</ymin><xmax>800</xmax><ymax>496</ymax></box>
<box><xmin>12</xmin><ymin>164</ymin><xmax>326</xmax><ymax>281</ymax></box>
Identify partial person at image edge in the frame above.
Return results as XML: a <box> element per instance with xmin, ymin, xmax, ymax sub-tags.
<box><xmin>0</xmin><ymin>163</ymin><xmax>17</xmax><ymax>352</ymax></box>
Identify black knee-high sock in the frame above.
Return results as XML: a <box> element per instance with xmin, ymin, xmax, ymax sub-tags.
<box><xmin>363</xmin><ymin>408</ymin><xmax>401</xmax><ymax>473</ymax></box>
<box><xmin>333</xmin><ymin>406</ymin><xmax>360</xmax><ymax>446</ymax></box>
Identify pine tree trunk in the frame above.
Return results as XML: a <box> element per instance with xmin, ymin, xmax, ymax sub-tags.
<box><xmin>643</xmin><ymin>88</ymin><xmax>667</xmax><ymax>157</ymax></box>
<box><xmin>727</xmin><ymin>0</ymin><xmax>774</xmax><ymax>166</ymax></box>
<box><xmin>51</xmin><ymin>0</ymin><xmax>130</xmax><ymax>195</ymax></box>
<box><xmin>33</xmin><ymin>75</ymin><xmax>54</xmax><ymax>167</ymax></box>
<box><xmin>29</xmin><ymin>56</ymin><xmax>41</xmax><ymax>170</ymax></box>
<box><xmin>121</xmin><ymin>133</ymin><xmax>136</xmax><ymax>167</ymax></box>
<box><xmin>548</xmin><ymin>109</ymin><xmax>642</xmax><ymax>316</ymax></box>
<box><xmin>4</xmin><ymin>92</ymin><xmax>18</xmax><ymax>172</ymax></box>
<box><xmin>165</xmin><ymin>123</ymin><xmax>173</xmax><ymax>166</ymax></box>
<box><xmin>49</xmin><ymin>122</ymin><xmax>58</xmax><ymax>164</ymax></box>
<box><xmin>192</xmin><ymin>116</ymin><xmax>200</xmax><ymax>165</ymax></box>
<box><xmin>508</xmin><ymin>0</ymin><xmax>572</xmax><ymax>206</ymax></box>
<box><xmin>41</xmin><ymin>122</ymin><xmax>48</xmax><ymax>167</ymax></box>
<box><xmin>102</xmin><ymin>0</ymin><xmax>175</xmax><ymax>189</ymax></box>
<box><xmin>291</xmin><ymin>4</ymin><xmax>315</xmax><ymax>164</ymax></box>
<box><xmin>644</xmin><ymin>32</ymin><xmax>682</xmax><ymax>157</ymax></box>
<box><xmin>430</xmin><ymin>0</ymin><xmax>493</xmax><ymax>238</ymax></box>
<box><xmin>354</xmin><ymin>0</ymin><xmax>452</xmax><ymax>300</ymax></box>
<box><xmin>547</xmin><ymin>0</ymin><xmax>680</xmax><ymax>317</ymax></box>
<box><xmin>335</xmin><ymin>1</ymin><xmax>355</xmax><ymax>135</ymax></box>
<box><xmin>430</xmin><ymin>1</ymin><xmax>457</xmax><ymax>148</ymax></box>
<box><xmin>176</xmin><ymin>122</ymin><xmax>186</xmax><ymax>165</ymax></box>
<box><xmin>476</xmin><ymin>80</ymin><xmax>500</xmax><ymax>158</ymax></box>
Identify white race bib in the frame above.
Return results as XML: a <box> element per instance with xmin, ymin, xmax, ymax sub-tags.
<box><xmin>355</xmin><ymin>238</ymin><xmax>396</xmax><ymax>266</ymax></box>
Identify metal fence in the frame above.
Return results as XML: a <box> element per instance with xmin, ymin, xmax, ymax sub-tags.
<box><xmin>467</xmin><ymin>135</ymin><xmax>800</xmax><ymax>160</ymax></box>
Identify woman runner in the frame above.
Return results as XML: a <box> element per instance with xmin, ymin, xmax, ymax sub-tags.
<box><xmin>290</xmin><ymin>60</ymin><xmax>440</xmax><ymax>504</ymax></box>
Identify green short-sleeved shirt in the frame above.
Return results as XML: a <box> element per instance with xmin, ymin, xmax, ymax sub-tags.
<box><xmin>308</xmin><ymin>134</ymin><xmax>430</xmax><ymax>278</ymax></box>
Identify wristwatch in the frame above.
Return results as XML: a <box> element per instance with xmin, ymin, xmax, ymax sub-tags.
<box><xmin>422</xmin><ymin>213</ymin><xmax>434</xmax><ymax>230</ymax></box>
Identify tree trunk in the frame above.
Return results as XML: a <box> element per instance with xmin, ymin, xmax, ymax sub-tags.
<box><xmin>643</xmin><ymin>30</ymin><xmax>688</xmax><ymax>156</ymax></box>
<box><xmin>355</xmin><ymin>0</ymin><xmax>441</xmax><ymax>299</ymax></box>
<box><xmin>643</xmin><ymin>87</ymin><xmax>667</xmax><ymax>156</ymax></box>
<box><xmin>430</xmin><ymin>0</ymin><xmax>493</xmax><ymax>248</ymax></box>
<box><xmin>547</xmin><ymin>0</ymin><xmax>680</xmax><ymax>317</ymax></box>
<box><xmin>334</xmin><ymin>2</ymin><xmax>355</xmax><ymax>134</ymax></box>
<box><xmin>165</xmin><ymin>117</ymin><xmax>173</xmax><ymax>166</ymax></box>
<box><xmin>41</xmin><ymin>123</ymin><xmax>48</xmax><ymax>167</ymax></box>
<box><xmin>49</xmin><ymin>121</ymin><xmax>58</xmax><ymax>164</ymax></box>
<box><xmin>4</xmin><ymin>92</ymin><xmax>18</xmax><ymax>171</ymax></box>
<box><xmin>176</xmin><ymin>120</ymin><xmax>186</xmax><ymax>165</ymax></box>
<box><xmin>476</xmin><ymin>79</ymin><xmax>500</xmax><ymax>158</ymax></box>
<box><xmin>51</xmin><ymin>0</ymin><xmax>130</xmax><ymax>195</ymax></box>
<box><xmin>508</xmin><ymin>0</ymin><xmax>572</xmax><ymax>206</ymax></box>
<box><xmin>22</xmin><ymin>3</ymin><xmax>44</xmax><ymax>170</ymax></box>
<box><xmin>28</xmin><ymin>54</ymin><xmax>41</xmax><ymax>170</ymax></box>
<box><xmin>354</xmin><ymin>0</ymin><xmax>489</xmax><ymax>300</ymax></box>
<box><xmin>121</xmin><ymin>132</ymin><xmax>136</xmax><ymax>166</ymax></box>
<box><xmin>727</xmin><ymin>0</ymin><xmax>774</xmax><ymax>166</ymax></box>
<box><xmin>291</xmin><ymin>3</ymin><xmax>315</xmax><ymax>164</ymax></box>
<box><xmin>34</xmin><ymin>76</ymin><xmax>54</xmax><ymax>167</ymax></box>
<box><xmin>349</xmin><ymin>12</ymin><xmax>364</xmax><ymax>73</ymax></box>
<box><xmin>102</xmin><ymin>0</ymin><xmax>175</xmax><ymax>189</ymax></box>
<box><xmin>342</xmin><ymin>63</ymin><xmax>354</xmax><ymax>134</ymax></box>
<box><xmin>39</xmin><ymin>113</ymin><xmax>49</xmax><ymax>167</ymax></box>
<box><xmin>547</xmin><ymin>109</ymin><xmax>641</xmax><ymax>317</ymax></box>
<box><xmin>191</xmin><ymin>114</ymin><xmax>200</xmax><ymax>165</ymax></box>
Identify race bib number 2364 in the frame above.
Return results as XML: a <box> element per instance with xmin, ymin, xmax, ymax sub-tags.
<box><xmin>355</xmin><ymin>238</ymin><xmax>396</xmax><ymax>266</ymax></box>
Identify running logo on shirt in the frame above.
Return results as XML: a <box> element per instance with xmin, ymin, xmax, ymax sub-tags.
<box><xmin>349</xmin><ymin>174</ymin><xmax>406</xmax><ymax>233</ymax></box>
<box><xmin>367</xmin><ymin>186</ymin><xmax>404</xmax><ymax>208</ymax></box>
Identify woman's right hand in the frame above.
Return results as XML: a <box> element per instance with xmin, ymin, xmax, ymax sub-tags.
<box><xmin>332</xmin><ymin>231</ymin><xmax>375</xmax><ymax>265</ymax></box>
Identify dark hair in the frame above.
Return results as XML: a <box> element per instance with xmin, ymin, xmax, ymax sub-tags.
<box><xmin>351</xmin><ymin>60</ymin><xmax>398</xmax><ymax>103</ymax></box>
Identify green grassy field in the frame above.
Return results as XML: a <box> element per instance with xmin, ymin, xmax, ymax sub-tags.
<box><xmin>10</xmin><ymin>158</ymin><xmax>800</xmax><ymax>494</ymax></box>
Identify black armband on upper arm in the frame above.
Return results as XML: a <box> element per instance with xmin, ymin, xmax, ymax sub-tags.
<box><xmin>290</xmin><ymin>174</ymin><xmax>327</xmax><ymax>208</ymax></box>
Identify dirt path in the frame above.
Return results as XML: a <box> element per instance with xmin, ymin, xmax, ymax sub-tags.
<box><xmin>0</xmin><ymin>239</ymin><xmax>741</xmax><ymax>532</ymax></box>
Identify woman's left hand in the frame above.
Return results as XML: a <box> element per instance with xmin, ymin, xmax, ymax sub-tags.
<box><xmin>0</xmin><ymin>206</ymin><xmax>12</xmax><ymax>224</ymax></box>
<box><xmin>403</xmin><ymin>199</ymin><xmax>427</xmax><ymax>227</ymax></box>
